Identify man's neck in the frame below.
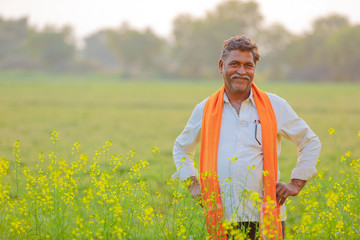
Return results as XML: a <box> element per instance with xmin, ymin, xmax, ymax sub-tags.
<box><xmin>225</xmin><ymin>89</ymin><xmax>251</xmax><ymax>115</ymax></box>
<box><xmin>227</xmin><ymin>91</ymin><xmax>250</xmax><ymax>103</ymax></box>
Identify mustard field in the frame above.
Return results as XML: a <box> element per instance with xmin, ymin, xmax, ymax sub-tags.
<box><xmin>0</xmin><ymin>73</ymin><xmax>359</xmax><ymax>239</ymax></box>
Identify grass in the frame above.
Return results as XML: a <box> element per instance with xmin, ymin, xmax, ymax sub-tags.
<box><xmin>1</xmin><ymin>73</ymin><xmax>359</xmax><ymax>178</ymax></box>
<box><xmin>0</xmin><ymin>72</ymin><xmax>359</xmax><ymax>238</ymax></box>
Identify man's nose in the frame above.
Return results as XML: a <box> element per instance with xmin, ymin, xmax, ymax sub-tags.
<box><xmin>237</xmin><ymin>65</ymin><xmax>246</xmax><ymax>74</ymax></box>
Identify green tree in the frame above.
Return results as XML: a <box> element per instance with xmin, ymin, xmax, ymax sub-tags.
<box><xmin>107</xmin><ymin>23</ymin><xmax>166</xmax><ymax>77</ymax></box>
<box><xmin>0</xmin><ymin>17</ymin><xmax>30</xmax><ymax>69</ymax></box>
<box><xmin>275</xmin><ymin>14</ymin><xmax>354</xmax><ymax>81</ymax></box>
<box><xmin>28</xmin><ymin>26</ymin><xmax>75</xmax><ymax>71</ymax></box>
<box><xmin>256</xmin><ymin>23</ymin><xmax>296</xmax><ymax>80</ymax></box>
<box><xmin>312</xmin><ymin>14</ymin><xmax>350</xmax><ymax>35</ymax></box>
<box><xmin>323</xmin><ymin>25</ymin><xmax>360</xmax><ymax>82</ymax></box>
<box><xmin>83</xmin><ymin>30</ymin><xmax>118</xmax><ymax>70</ymax></box>
<box><xmin>171</xmin><ymin>0</ymin><xmax>263</xmax><ymax>79</ymax></box>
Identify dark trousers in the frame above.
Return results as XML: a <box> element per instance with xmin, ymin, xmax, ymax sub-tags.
<box><xmin>227</xmin><ymin>221</ymin><xmax>285</xmax><ymax>240</ymax></box>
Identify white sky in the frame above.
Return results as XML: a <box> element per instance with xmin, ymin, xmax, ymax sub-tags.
<box><xmin>1</xmin><ymin>0</ymin><xmax>360</xmax><ymax>41</ymax></box>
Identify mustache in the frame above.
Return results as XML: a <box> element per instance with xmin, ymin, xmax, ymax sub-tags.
<box><xmin>230</xmin><ymin>73</ymin><xmax>250</xmax><ymax>80</ymax></box>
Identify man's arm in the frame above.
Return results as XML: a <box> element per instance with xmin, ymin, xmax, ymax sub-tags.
<box><xmin>172</xmin><ymin>100</ymin><xmax>205</xmax><ymax>181</ymax></box>
<box><xmin>270</xmin><ymin>94</ymin><xmax>321</xmax><ymax>205</ymax></box>
<box><xmin>172</xmin><ymin>102</ymin><xmax>206</xmax><ymax>205</ymax></box>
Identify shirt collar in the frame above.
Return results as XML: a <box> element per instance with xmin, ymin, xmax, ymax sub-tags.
<box><xmin>223</xmin><ymin>88</ymin><xmax>255</xmax><ymax>105</ymax></box>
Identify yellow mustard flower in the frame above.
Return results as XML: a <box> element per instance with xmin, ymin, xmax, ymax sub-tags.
<box><xmin>328</xmin><ymin>128</ymin><xmax>335</xmax><ymax>135</ymax></box>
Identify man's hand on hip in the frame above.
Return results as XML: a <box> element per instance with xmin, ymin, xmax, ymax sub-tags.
<box><xmin>186</xmin><ymin>176</ymin><xmax>202</xmax><ymax>207</ymax></box>
<box><xmin>276</xmin><ymin>179</ymin><xmax>307</xmax><ymax>206</ymax></box>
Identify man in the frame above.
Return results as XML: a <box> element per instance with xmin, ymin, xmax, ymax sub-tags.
<box><xmin>172</xmin><ymin>35</ymin><xmax>321</xmax><ymax>239</ymax></box>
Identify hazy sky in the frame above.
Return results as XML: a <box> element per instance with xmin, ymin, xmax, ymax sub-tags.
<box><xmin>1</xmin><ymin>0</ymin><xmax>360</xmax><ymax>40</ymax></box>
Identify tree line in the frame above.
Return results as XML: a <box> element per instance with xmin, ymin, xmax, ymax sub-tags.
<box><xmin>1</xmin><ymin>0</ymin><xmax>359</xmax><ymax>81</ymax></box>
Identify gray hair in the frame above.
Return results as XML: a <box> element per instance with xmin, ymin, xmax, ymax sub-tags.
<box><xmin>220</xmin><ymin>35</ymin><xmax>260</xmax><ymax>63</ymax></box>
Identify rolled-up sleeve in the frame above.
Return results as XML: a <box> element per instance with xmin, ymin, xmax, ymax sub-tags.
<box><xmin>172</xmin><ymin>101</ymin><xmax>206</xmax><ymax>181</ymax></box>
<box><xmin>271</xmin><ymin>94</ymin><xmax>321</xmax><ymax>181</ymax></box>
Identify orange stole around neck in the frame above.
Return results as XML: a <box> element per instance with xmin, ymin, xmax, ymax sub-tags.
<box><xmin>199</xmin><ymin>83</ymin><xmax>282</xmax><ymax>240</ymax></box>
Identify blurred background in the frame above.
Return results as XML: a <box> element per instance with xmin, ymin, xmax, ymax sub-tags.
<box><xmin>0</xmin><ymin>0</ymin><xmax>359</xmax><ymax>179</ymax></box>
<box><xmin>1</xmin><ymin>0</ymin><xmax>360</xmax><ymax>81</ymax></box>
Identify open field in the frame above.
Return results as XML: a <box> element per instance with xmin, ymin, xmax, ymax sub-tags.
<box><xmin>1</xmin><ymin>73</ymin><xmax>359</xmax><ymax>177</ymax></box>
<box><xmin>0</xmin><ymin>72</ymin><xmax>359</xmax><ymax>238</ymax></box>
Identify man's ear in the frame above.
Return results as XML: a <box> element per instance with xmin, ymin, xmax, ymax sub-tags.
<box><xmin>218</xmin><ymin>59</ymin><xmax>224</xmax><ymax>74</ymax></box>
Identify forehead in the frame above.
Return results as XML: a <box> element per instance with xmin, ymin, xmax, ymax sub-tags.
<box><xmin>225</xmin><ymin>50</ymin><xmax>255</xmax><ymax>63</ymax></box>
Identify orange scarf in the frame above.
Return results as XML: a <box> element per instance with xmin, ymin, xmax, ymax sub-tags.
<box><xmin>200</xmin><ymin>83</ymin><xmax>282</xmax><ymax>240</ymax></box>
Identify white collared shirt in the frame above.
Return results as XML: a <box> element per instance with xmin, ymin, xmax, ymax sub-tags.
<box><xmin>172</xmin><ymin>89</ymin><xmax>321</xmax><ymax>222</ymax></box>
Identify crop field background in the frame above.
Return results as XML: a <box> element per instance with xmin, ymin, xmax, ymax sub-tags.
<box><xmin>0</xmin><ymin>72</ymin><xmax>359</xmax><ymax>239</ymax></box>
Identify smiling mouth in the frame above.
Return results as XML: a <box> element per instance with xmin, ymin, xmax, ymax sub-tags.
<box><xmin>232</xmin><ymin>77</ymin><xmax>249</xmax><ymax>82</ymax></box>
<box><xmin>234</xmin><ymin>77</ymin><xmax>248</xmax><ymax>81</ymax></box>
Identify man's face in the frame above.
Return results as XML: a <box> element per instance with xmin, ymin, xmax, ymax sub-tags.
<box><xmin>219</xmin><ymin>50</ymin><xmax>256</xmax><ymax>95</ymax></box>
